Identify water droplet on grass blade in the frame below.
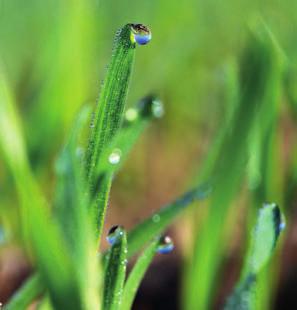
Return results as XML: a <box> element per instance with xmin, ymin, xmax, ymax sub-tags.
<box><xmin>157</xmin><ymin>236</ymin><xmax>174</xmax><ymax>254</ymax></box>
<box><xmin>130</xmin><ymin>24</ymin><xmax>152</xmax><ymax>45</ymax></box>
<box><xmin>107</xmin><ymin>225</ymin><xmax>124</xmax><ymax>245</ymax></box>
<box><xmin>109</xmin><ymin>149</ymin><xmax>122</xmax><ymax>165</ymax></box>
<box><xmin>151</xmin><ymin>99</ymin><xmax>164</xmax><ymax>118</ymax></box>
<box><xmin>125</xmin><ymin>108</ymin><xmax>138</xmax><ymax>122</ymax></box>
<box><xmin>152</xmin><ymin>214</ymin><xmax>160</xmax><ymax>223</ymax></box>
<box><xmin>279</xmin><ymin>221</ymin><xmax>286</xmax><ymax>231</ymax></box>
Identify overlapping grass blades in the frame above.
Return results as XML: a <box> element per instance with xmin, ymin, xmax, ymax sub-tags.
<box><xmin>85</xmin><ymin>24</ymin><xmax>137</xmax><ymax>241</ymax></box>
<box><xmin>0</xmin><ymin>66</ymin><xmax>83</xmax><ymax>310</ymax></box>
<box><xmin>184</xmin><ymin>20</ymin><xmax>284</xmax><ymax>310</ymax></box>
<box><xmin>225</xmin><ymin>203</ymin><xmax>285</xmax><ymax>309</ymax></box>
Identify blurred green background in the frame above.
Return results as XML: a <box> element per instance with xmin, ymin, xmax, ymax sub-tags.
<box><xmin>1</xmin><ymin>0</ymin><xmax>297</xmax><ymax>309</ymax></box>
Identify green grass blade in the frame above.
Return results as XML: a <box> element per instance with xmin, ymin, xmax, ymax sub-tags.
<box><xmin>91</xmin><ymin>96</ymin><xmax>162</xmax><ymax>246</ymax></box>
<box><xmin>0</xmin><ymin>66</ymin><xmax>83</xmax><ymax>310</ymax></box>
<box><xmin>103</xmin><ymin>228</ymin><xmax>128</xmax><ymax>310</ymax></box>
<box><xmin>127</xmin><ymin>183</ymin><xmax>211</xmax><ymax>258</ymax></box>
<box><xmin>121</xmin><ymin>238</ymin><xmax>159</xmax><ymax>310</ymax></box>
<box><xmin>224</xmin><ymin>203</ymin><xmax>285</xmax><ymax>310</ymax></box>
<box><xmin>93</xmin><ymin>95</ymin><xmax>163</xmax><ymax>179</ymax></box>
<box><xmin>54</xmin><ymin>105</ymin><xmax>101</xmax><ymax>309</ymax></box>
<box><xmin>85</xmin><ymin>24</ymin><xmax>151</xmax><ymax>241</ymax></box>
<box><xmin>184</xmin><ymin>19</ymin><xmax>284</xmax><ymax>310</ymax></box>
<box><xmin>4</xmin><ymin>274</ymin><xmax>44</xmax><ymax>310</ymax></box>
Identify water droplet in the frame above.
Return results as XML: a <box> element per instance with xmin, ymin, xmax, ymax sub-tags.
<box><xmin>130</xmin><ymin>24</ymin><xmax>152</xmax><ymax>45</ymax></box>
<box><xmin>152</xmin><ymin>214</ymin><xmax>160</xmax><ymax>223</ymax></box>
<box><xmin>151</xmin><ymin>99</ymin><xmax>164</xmax><ymax>118</ymax></box>
<box><xmin>279</xmin><ymin>221</ymin><xmax>286</xmax><ymax>231</ymax></box>
<box><xmin>108</xmin><ymin>149</ymin><xmax>122</xmax><ymax>165</ymax></box>
<box><xmin>157</xmin><ymin>236</ymin><xmax>174</xmax><ymax>254</ymax></box>
<box><xmin>107</xmin><ymin>225</ymin><xmax>124</xmax><ymax>245</ymax></box>
<box><xmin>138</xmin><ymin>96</ymin><xmax>164</xmax><ymax>118</ymax></box>
<box><xmin>125</xmin><ymin>108</ymin><xmax>138</xmax><ymax>122</ymax></box>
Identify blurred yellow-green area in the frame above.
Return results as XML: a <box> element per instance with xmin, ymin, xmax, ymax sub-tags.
<box><xmin>1</xmin><ymin>0</ymin><xmax>297</xmax><ymax>309</ymax></box>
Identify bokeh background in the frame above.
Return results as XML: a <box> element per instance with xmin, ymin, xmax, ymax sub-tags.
<box><xmin>1</xmin><ymin>0</ymin><xmax>297</xmax><ymax>309</ymax></box>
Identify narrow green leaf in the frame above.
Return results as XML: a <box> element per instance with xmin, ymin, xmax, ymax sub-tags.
<box><xmin>224</xmin><ymin>203</ymin><xmax>285</xmax><ymax>310</ymax></box>
<box><xmin>184</xmin><ymin>20</ymin><xmax>284</xmax><ymax>310</ymax></box>
<box><xmin>84</xmin><ymin>24</ymin><xmax>152</xmax><ymax>241</ymax></box>
<box><xmin>103</xmin><ymin>228</ymin><xmax>127</xmax><ymax>310</ymax></box>
<box><xmin>91</xmin><ymin>96</ymin><xmax>163</xmax><ymax>234</ymax></box>
<box><xmin>94</xmin><ymin>95</ymin><xmax>163</xmax><ymax>179</ymax></box>
<box><xmin>4</xmin><ymin>274</ymin><xmax>44</xmax><ymax>310</ymax></box>
<box><xmin>121</xmin><ymin>238</ymin><xmax>159</xmax><ymax>310</ymax></box>
<box><xmin>127</xmin><ymin>183</ymin><xmax>211</xmax><ymax>258</ymax></box>
<box><xmin>54</xmin><ymin>105</ymin><xmax>101</xmax><ymax>309</ymax></box>
<box><xmin>0</xmin><ymin>66</ymin><xmax>83</xmax><ymax>310</ymax></box>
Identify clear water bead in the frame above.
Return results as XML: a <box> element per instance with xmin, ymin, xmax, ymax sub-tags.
<box><xmin>157</xmin><ymin>236</ymin><xmax>174</xmax><ymax>254</ymax></box>
<box><xmin>130</xmin><ymin>24</ymin><xmax>152</xmax><ymax>45</ymax></box>
<box><xmin>106</xmin><ymin>225</ymin><xmax>124</xmax><ymax>245</ymax></box>
<box><xmin>108</xmin><ymin>149</ymin><xmax>122</xmax><ymax>165</ymax></box>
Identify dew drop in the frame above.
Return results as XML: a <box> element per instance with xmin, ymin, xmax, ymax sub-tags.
<box><xmin>130</xmin><ymin>24</ymin><xmax>152</xmax><ymax>45</ymax></box>
<box><xmin>106</xmin><ymin>225</ymin><xmax>124</xmax><ymax>245</ymax></box>
<box><xmin>279</xmin><ymin>221</ymin><xmax>286</xmax><ymax>232</ymax></box>
<box><xmin>151</xmin><ymin>99</ymin><xmax>164</xmax><ymax>118</ymax></box>
<box><xmin>125</xmin><ymin>108</ymin><xmax>138</xmax><ymax>122</ymax></box>
<box><xmin>152</xmin><ymin>214</ymin><xmax>160</xmax><ymax>223</ymax></box>
<box><xmin>108</xmin><ymin>149</ymin><xmax>122</xmax><ymax>165</ymax></box>
<box><xmin>157</xmin><ymin>236</ymin><xmax>174</xmax><ymax>254</ymax></box>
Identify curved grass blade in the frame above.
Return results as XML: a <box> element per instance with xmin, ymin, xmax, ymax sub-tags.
<box><xmin>54</xmin><ymin>105</ymin><xmax>101</xmax><ymax>309</ymax></box>
<box><xmin>94</xmin><ymin>95</ymin><xmax>163</xmax><ymax>179</ymax></box>
<box><xmin>121</xmin><ymin>238</ymin><xmax>160</xmax><ymax>310</ymax></box>
<box><xmin>4</xmin><ymin>274</ymin><xmax>44</xmax><ymax>310</ymax></box>
<box><xmin>0</xmin><ymin>67</ymin><xmax>83</xmax><ymax>310</ymax></box>
<box><xmin>224</xmin><ymin>203</ymin><xmax>285</xmax><ymax>310</ymax></box>
<box><xmin>127</xmin><ymin>183</ymin><xmax>211</xmax><ymax>258</ymax></box>
<box><xmin>85</xmin><ymin>24</ymin><xmax>151</xmax><ymax>241</ymax></box>
<box><xmin>184</xmin><ymin>20</ymin><xmax>284</xmax><ymax>310</ymax></box>
<box><xmin>103</xmin><ymin>228</ymin><xmax>127</xmax><ymax>310</ymax></box>
<box><xmin>91</xmin><ymin>96</ymin><xmax>163</xmax><ymax>234</ymax></box>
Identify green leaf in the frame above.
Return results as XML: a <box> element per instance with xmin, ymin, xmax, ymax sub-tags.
<box><xmin>184</xmin><ymin>20</ymin><xmax>284</xmax><ymax>310</ymax></box>
<box><xmin>121</xmin><ymin>238</ymin><xmax>160</xmax><ymax>310</ymax></box>
<box><xmin>103</xmin><ymin>228</ymin><xmax>127</xmax><ymax>310</ymax></box>
<box><xmin>84</xmin><ymin>24</ymin><xmax>151</xmax><ymax>241</ymax></box>
<box><xmin>54</xmin><ymin>105</ymin><xmax>101</xmax><ymax>309</ymax></box>
<box><xmin>4</xmin><ymin>274</ymin><xmax>44</xmax><ymax>310</ymax></box>
<box><xmin>94</xmin><ymin>95</ymin><xmax>163</xmax><ymax>179</ymax></box>
<box><xmin>0</xmin><ymin>65</ymin><xmax>83</xmax><ymax>310</ymax></box>
<box><xmin>224</xmin><ymin>203</ymin><xmax>285</xmax><ymax>310</ymax></box>
<box><xmin>127</xmin><ymin>183</ymin><xmax>211</xmax><ymax>258</ymax></box>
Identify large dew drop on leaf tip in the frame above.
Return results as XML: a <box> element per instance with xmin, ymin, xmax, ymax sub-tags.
<box><xmin>130</xmin><ymin>24</ymin><xmax>152</xmax><ymax>45</ymax></box>
<box><xmin>107</xmin><ymin>225</ymin><xmax>124</xmax><ymax>245</ymax></box>
<box><xmin>157</xmin><ymin>236</ymin><xmax>174</xmax><ymax>254</ymax></box>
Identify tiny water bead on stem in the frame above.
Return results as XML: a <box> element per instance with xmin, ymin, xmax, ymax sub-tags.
<box><xmin>107</xmin><ymin>225</ymin><xmax>125</xmax><ymax>245</ymax></box>
<box><xmin>157</xmin><ymin>236</ymin><xmax>174</xmax><ymax>254</ymax></box>
<box><xmin>130</xmin><ymin>24</ymin><xmax>152</xmax><ymax>45</ymax></box>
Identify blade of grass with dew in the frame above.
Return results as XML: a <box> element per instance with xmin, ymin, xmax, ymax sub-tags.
<box><xmin>0</xmin><ymin>66</ymin><xmax>83</xmax><ymax>310</ymax></box>
<box><xmin>54</xmin><ymin>104</ymin><xmax>101</xmax><ymax>309</ymax></box>
<box><xmin>103</xmin><ymin>228</ymin><xmax>127</xmax><ymax>310</ymax></box>
<box><xmin>126</xmin><ymin>183</ymin><xmax>211</xmax><ymax>258</ymax></box>
<box><xmin>224</xmin><ymin>203</ymin><xmax>285</xmax><ymax>310</ymax></box>
<box><xmin>85</xmin><ymin>24</ymin><xmax>151</xmax><ymax>241</ymax></box>
<box><xmin>94</xmin><ymin>95</ymin><xmax>163</xmax><ymax>178</ymax></box>
<box><xmin>184</xmin><ymin>20</ymin><xmax>284</xmax><ymax>310</ymax></box>
<box><xmin>4</xmin><ymin>274</ymin><xmax>43</xmax><ymax>310</ymax></box>
<box><xmin>121</xmin><ymin>237</ymin><xmax>160</xmax><ymax>310</ymax></box>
